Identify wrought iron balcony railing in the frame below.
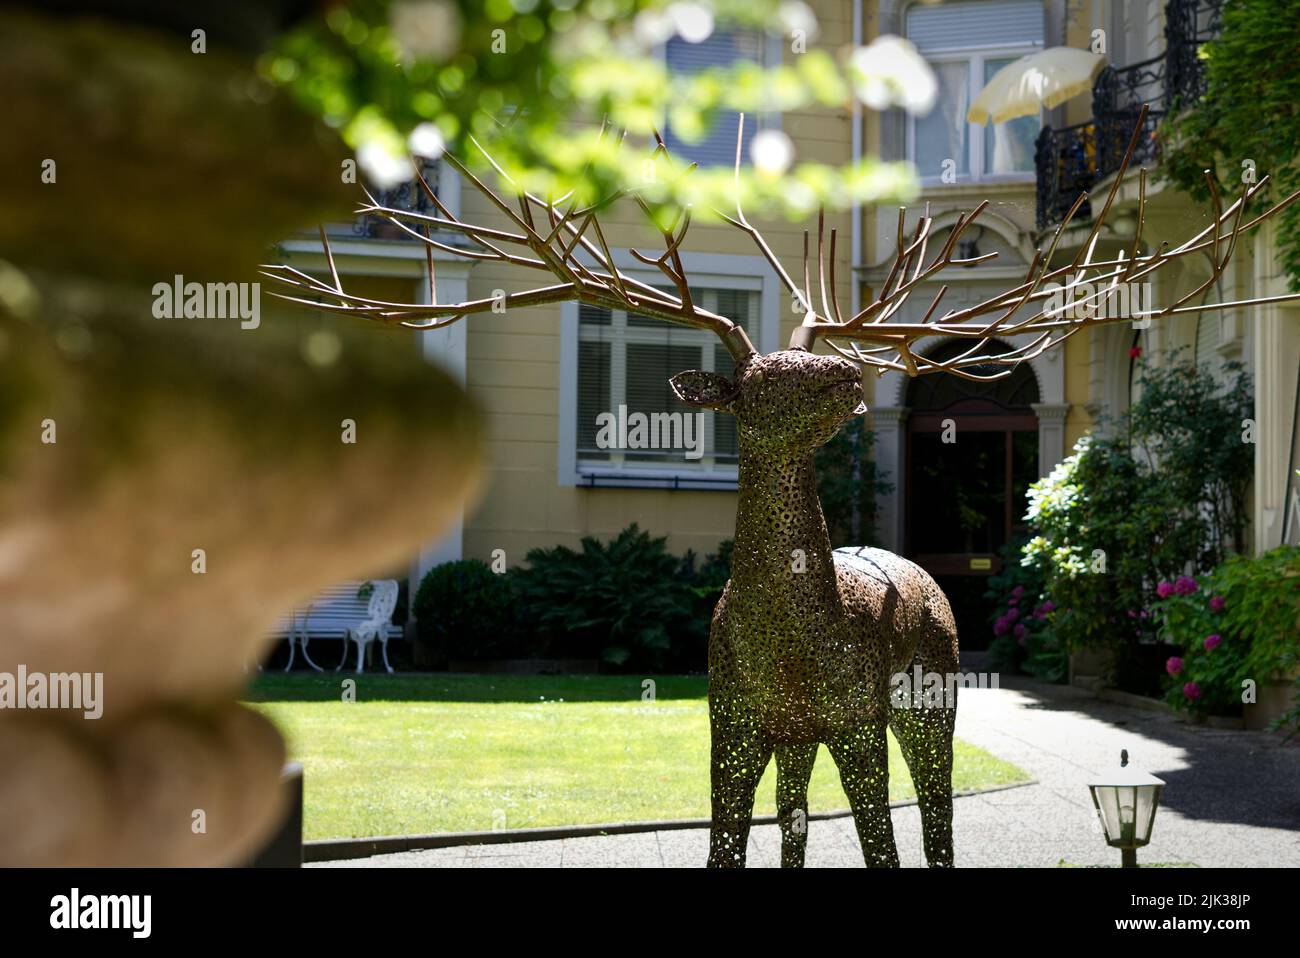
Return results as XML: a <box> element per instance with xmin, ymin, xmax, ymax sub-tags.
<box><xmin>1034</xmin><ymin>0</ymin><xmax>1224</xmax><ymax>230</ymax></box>
<box><xmin>1165</xmin><ymin>0</ymin><xmax>1225</xmax><ymax>108</ymax></box>
<box><xmin>1035</xmin><ymin>120</ymin><xmax>1097</xmax><ymax>230</ymax></box>
<box><xmin>323</xmin><ymin>159</ymin><xmax>442</xmax><ymax>240</ymax></box>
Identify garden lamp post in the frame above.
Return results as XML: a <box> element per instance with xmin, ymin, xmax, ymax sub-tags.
<box><xmin>1088</xmin><ymin>750</ymin><xmax>1165</xmax><ymax>868</ymax></box>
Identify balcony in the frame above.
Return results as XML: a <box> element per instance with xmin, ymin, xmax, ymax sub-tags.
<box><xmin>323</xmin><ymin>159</ymin><xmax>443</xmax><ymax>240</ymax></box>
<box><xmin>1034</xmin><ymin>0</ymin><xmax>1224</xmax><ymax>231</ymax></box>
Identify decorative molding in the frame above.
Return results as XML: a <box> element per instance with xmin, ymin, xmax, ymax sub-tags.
<box><xmin>1032</xmin><ymin>402</ymin><xmax>1072</xmax><ymax>478</ymax></box>
<box><xmin>1030</xmin><ymin>402</ymin><xmax>1071</xmax><ymax>421</ymax></box>
<box><xmin>868</xmin><ymin>405</ymin><xmax>911</xmax><ymax>424</ymax></box>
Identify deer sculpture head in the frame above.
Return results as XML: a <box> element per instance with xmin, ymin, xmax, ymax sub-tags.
<box><xmin>264</xmin><ymin>107</ymin><xmax>1300</xmax><ymax>868</ymax></box>
<box><xmin>671</xmin><ymin>350</ymin><xmax>866</xmax><ymax>460</ymax></box>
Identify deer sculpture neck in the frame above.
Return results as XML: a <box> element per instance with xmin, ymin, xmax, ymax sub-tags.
<box><xmin>732</xmin><ymin>451</ymin><xmax>836</xmax><ymax>594</ymax></box>
<box><xmin>670</xmin><ymin>348</ymin><xmax>863</xmax><ymax>644</ymax></box>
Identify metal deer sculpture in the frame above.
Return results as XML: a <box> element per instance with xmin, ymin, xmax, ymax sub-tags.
<box><xmin>265</xmin><ymin>107</ymin><xmax>1300</xmax><ymax>867</ymax></box>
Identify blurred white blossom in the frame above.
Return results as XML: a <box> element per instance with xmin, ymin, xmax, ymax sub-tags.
<box><xmin>390</xmin><ymin>0</ymin><xmax>462</xmax><ymax>61</ymax></box>
<box><xmin>750</xmin><ymin>128</ymin><xmax>794</xmax><ymax>176</ymax></box>
<box><xmin>668</xmin><ymin>2</ymin><xmax>715</xmax><ymax>43</ymax></box>
<box><xmin>408</xmin><ymin>122</ymin><xmax>446</xmax><ymax>158</ymax></box>
<box><xmin>778</xmin><ymin>2</ymin><xmax>819</xmax><ymax>41</ymax></box>
<box><xmin>357</xmin><ymin>140</ymin><xmax>411</xmax><ymax>190</ymax></box>
<box><xmin>850</xmin><ymin>35</ymin><xmax>937</xmax><ymax>114</ymax></box>
<box><xmin>633</xmin><ymin>9</ymin><xmax>676</xmax><ymax>47</ymax></box>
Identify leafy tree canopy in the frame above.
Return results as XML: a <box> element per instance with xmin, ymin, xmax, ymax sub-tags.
<box><xmin>266</xmin><ymin>0</ymin><xmax>936</xmax><ymax>221</ymax></box>
<box><xmin>1161</xmin><ymin>0</ymin><xmax>1300</xmax><ymax>286</ymax></box>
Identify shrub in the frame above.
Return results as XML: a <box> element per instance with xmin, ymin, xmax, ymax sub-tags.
<box><xmin>514</xmin><ymin>524</ymin><xmax>701</xmax><ymax>671</ymax></box>
<box><xmin>1153</xmin><ymin>546</ymin><xmax>1300</xmax><ymax>724</ymax></box>
<box><xmin>679</xmin><ymin>538</ymin><xmax>732</xmax><ymax>597</ymax></box>
<box><xmin>1021</xmin><ymin>356</ymin><xmax>1251</xmax><ymax>678</ymax></box>
<box><xmin>412</xmin><ymin>560</ymin><xmax>523</xmax><ymax>666</ymax></box>
<box><xmin>1160</xmin><ymin>0</ymin><xmax>1300</xmax><ymax>287</ymax></box>
<box><xmin>815</xmin><ymin>416</ymin><xmax>893</xmax><ymax>548</ymax></box>
<box><xmin>984</xmin><ymin>539</ymin><xmax>1066</xmax><ymax>681</ymax></box>
<box><xmin>1022</xmin><ymin>436</ymin><xmax>1170</xmax><ymax>656</ymax></box>
<box><xmin>675</xmin><ymin>539</ymin><xmax>732</xmax><ymax>671</ymax></box>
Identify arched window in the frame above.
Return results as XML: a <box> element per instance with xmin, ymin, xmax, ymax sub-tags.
<box><xmin>906</xmin><ymin>338</ymin><xmax>1041</xmax><ymax>411</ymax></box>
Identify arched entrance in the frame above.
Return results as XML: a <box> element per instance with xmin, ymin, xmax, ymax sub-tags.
<box><xmin>904</xmin><ymin>339</ymin><xmax>1040</xmax><ymax>649</ymax></box>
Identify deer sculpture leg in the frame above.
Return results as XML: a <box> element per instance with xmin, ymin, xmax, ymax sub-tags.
<box><xmin>707</xmin><ymin>702</ymin><xmax>772</xmax><ymax>868</ymax></box>
<box><xmin>891</xmin><ymin>701</ymin><xmax>956</xmax><ymax>867</ymax></box>
<box><xmin>775</xmin><ymin>743</ymin><xmax>817</xmax><ymax>867</ymax></box>
<box><xmin>828</xmin><ymin>723</ymin><xmax>900</xmax><ymax>867</ymax></box>
<box><xmin>889</xmin><ymin>610</ymin><xmax>960</xmax><ymax>866</ymax></box>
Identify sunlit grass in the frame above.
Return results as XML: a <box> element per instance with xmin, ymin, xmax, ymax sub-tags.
<box><xmin>247</xmin><ymin>673</ymin><xmax>1028</xmax><ymax>840</ymax></box>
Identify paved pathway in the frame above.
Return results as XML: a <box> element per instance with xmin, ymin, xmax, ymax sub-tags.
<box><xmin>312</xmin><ymin>679</ymin><xmax>1300</xmax><ymax>868</ymax></box>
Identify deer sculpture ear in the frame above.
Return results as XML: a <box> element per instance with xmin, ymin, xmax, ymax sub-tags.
<box><xmin>669</xmin><ymin>369</ymin><xmax>739</xmax><ymax>411</ymax></box>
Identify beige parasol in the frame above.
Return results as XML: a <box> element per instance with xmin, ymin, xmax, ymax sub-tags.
<box><xmin>967</xmin><ymin>47</ymin><xmax>1107</xmax><ymax>125</ymax></box>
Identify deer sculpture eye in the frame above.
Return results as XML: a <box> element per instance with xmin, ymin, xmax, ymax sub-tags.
<box><xmin>749</xmin><ymin>369</ymin><xmax>764</xmax><ymax>387</ymax></box>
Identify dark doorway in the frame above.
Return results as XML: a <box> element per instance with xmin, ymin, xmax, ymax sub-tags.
<box><xmin>904</xmin><ymin>340</ymin><xmax>1040</xmax><ymax>649</ymax></box>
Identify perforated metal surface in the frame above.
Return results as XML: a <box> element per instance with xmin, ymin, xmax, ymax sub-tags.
<box><xmin>673</xmin><ymin>349</ymin><xmax>959</xmax><ymax>868</ymax></box>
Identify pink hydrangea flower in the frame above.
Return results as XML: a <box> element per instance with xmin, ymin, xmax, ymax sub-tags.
<box><xmin>1174</xmin><ymin>575</ymin><xmax>1198</xmax><ymax>596</ymax></box>
<box><xmin>1204</xmin><ymin>634</ymin><xmax>1221</xmax><ymax>651</ymax></box>
<box><xmin>1008</xmin><ymin>597</ymin><xmax>1019</xmax><ymax>607</ymax></box>
<box><xmin>1041</xmin><ymin>600</ymin><xmax>1056</xmax><ymax>613</ymax></box>
<box><xmin>1006</xmin><ymin>607</ymin><xmax>1020</xmax><ymax>622</ymax></box>
<box><xmin>1166</xmin><ymin>656</ymin><xmax>1183</xmax><ymax>676</ymax></box>
<box><xmin>1183</xmin><ymin>681</ymin><xmax>1202</xmax><ymax>700</ymax></box>
<box><xmin>1209</xmin><ymin>596</ymin><xmax>1225</xmax><ymax>613</ymax></box>
<box><xmin>1014</xmin><ymin>623</ymin><xmax>1026</xmax><ymax>639</ymax></box>
<box><xmin>1012</xmin><ymin>585</ymin><xmax>1025</xmax><ymax>598</ymax></box>
<box><xmin>1156</xmin><ymin>581</ymin><xmax>1174</xmax><ymax>598</ymax></box>
<box><xmin>994</xmin><ymin>617</ymin><xmax>1010</xmax><ymax>636</ymax></box>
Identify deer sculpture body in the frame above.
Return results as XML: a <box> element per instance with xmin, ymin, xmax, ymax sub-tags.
<box><xmin>266</xmin><ymin>108</ymin><xmax>1300</xmax><ymax>868</ymax></box>
<box><xmin>671</xmin><ymin>349</ymin><xmax>958</xmax><ymax>867</ymax></box>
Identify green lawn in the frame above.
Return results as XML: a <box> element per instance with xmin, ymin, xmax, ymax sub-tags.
<box><xmin>246</xmin><ymin>673</ymin><xmax>1028</xmax><ymax>840</ymax></box>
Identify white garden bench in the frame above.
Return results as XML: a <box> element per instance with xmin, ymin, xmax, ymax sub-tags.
<box><xmin>271</xmin><ymin>580</ymin><xmax>402</xmax><ymax>674</ymax></box>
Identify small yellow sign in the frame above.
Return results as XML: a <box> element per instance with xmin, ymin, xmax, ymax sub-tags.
<box><xmin>969</xmin><ymin>557</ymin><xmax>993</xmax><ymax>571</ymax></box>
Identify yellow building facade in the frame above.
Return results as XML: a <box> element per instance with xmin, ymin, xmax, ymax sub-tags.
<box><xmin>275</xmin><ymin>0</ymin><xmax>1300</xmax><ymax>624</ymax></box>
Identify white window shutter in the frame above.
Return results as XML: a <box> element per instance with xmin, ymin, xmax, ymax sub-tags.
<box><xmin>663</xmin><ymin>31</ymin><xmax>761</xmax><ymax>168</ymax></box>
<box><xmin>574</xmin><ymin>289</ymin><xmax>756</xmax><ymax>471</ymax></box>
<box><xmin>906</xmin><ymin>0</ymin><xmax>1044</xmax><ymax>52</ymax></box>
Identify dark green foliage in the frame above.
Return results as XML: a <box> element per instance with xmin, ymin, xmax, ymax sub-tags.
<box><xmin>984</xmin><ymin>539</ymin><xmax>1066</xmax><ymax>682</ymax></box>
<box><xmin>677</xmin><ymin>539</ymin><xmax>733</xmax><ymax>668</ymax></box>
<box><xmin>1123</xmin><ymin>358</ymin><xmax>1253</xmax><ymax>566</ymax></box>
<box><xmin>1022</xmin><ymin>355</ymin><xmax>1252</xmax><ymax>676</ymax></box>
<box><xmin>1160</xmin><ymin>0</ymin><xmax>1300</xmax><ymax>287</ymax></box>
<box><xmin>678</xmin><ymin>538</ymin><xmax>732</xmax><ymax>594</ymax></box>
<box><xmin>515</xmin><ymin>524</ymin><xmax>704</xmax><ymax>671</ymax></box>
<box><xmin>1153</xmin><ymin>547</ymin><xmax>1300</xmax><ymax>728</ymax></box>
<box><xmin>815</xmin><ymin>416</ymin><xmax>892</xmax><ymax>548</ymax></box>
<box><xmin>412</xmin><ymin>559</ymin><xmax>523</xmax><ymax>665</ymax></box>
<box><xmin>413</xmin><ymin>528</ymin><xmax>730</xmax><ymax>672</ymax></box>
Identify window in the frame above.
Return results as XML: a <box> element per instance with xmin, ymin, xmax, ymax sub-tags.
<box><xmin>663</xmin><ymin>30</ymin><xmax>768</xmax><ymax>168</ymax></box>
<box><xmin>905</xmin><ymin>0</ymin><xmax>1044</xmax><ymax>182</ymax></box>
<box><xmin>575</xmin><ymin>288</ymin><xmax>757</xmax><ymax>474</ymax></box>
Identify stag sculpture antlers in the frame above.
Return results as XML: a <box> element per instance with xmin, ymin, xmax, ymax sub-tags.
<box><xmin>265</xmin><ymin>106</ymin><xmax>1300</xmax><ymax>867</ymax></box>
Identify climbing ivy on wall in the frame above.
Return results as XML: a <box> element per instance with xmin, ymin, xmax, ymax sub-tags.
<box><xmin>1160</xmin><ymin>0</ymin><xmax>1300</xmax><ymax>287</ymax></box>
